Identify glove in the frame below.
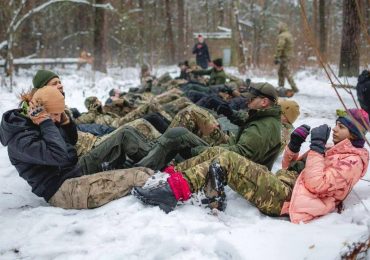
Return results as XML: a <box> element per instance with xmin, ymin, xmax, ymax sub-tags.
<box><xmin>310</xmin><ymin>124</ymin><xmax>331</xmax><ymax>154</ymax></box>
<box><xmin>60</xmin><ymin>112</ymin><xmax>70</xmax><ymax>125</ymax></box>
<box><xmin>274</xmin><ymin>58</ymin><xmax>280</xmax><ymax>65</ymax></box>
<box><xmin>216</xmin><ymin>104</ymin><xmax>233</xmax><ymax>118</ymax></box>
<box><xmin>28</xmin><ymin>100</ymin><xmax>50</xmax><ymax>125</ymax></box>
<box><xmin>288</xmin><ymin>124</ymin><xmax>311</xmax><ymax>153</ymax></box>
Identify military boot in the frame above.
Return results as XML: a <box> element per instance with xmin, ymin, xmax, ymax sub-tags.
<box><xmin>132</xmin><ymin>182</ymin><xmax>177</xmax><ymax>213</ymax></box>
<box><xmin>202</xmin><ymin>161</ymin><xmax>227</xmax><ymax>211</ymax></box>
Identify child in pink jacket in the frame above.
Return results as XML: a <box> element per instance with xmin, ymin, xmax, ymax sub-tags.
<box><xmin>281</xmin><ymin>108</ymin><xmax>369</xmax><ymax>223</ymax></box>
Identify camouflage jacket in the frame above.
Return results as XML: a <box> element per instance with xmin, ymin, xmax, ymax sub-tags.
<box><xmin>275</xmin><ymin>27</ymin><xmax>294</xmax><ymax>59</ymax></box>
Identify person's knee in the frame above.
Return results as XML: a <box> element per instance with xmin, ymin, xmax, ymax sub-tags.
<box><xmin>163</xmin><ymin>127</ymin><xmax>190</xmax><ymax>139</ymax></box>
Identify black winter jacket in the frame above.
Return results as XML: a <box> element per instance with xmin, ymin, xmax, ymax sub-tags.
<box><xmin>357</xmin><ymin>70</ymin><xmax>370</xmax><ymax>115</ymax></box>
<box><xmin>0</xmin><ymin>109</ymin><xmax>82</xmax><ymax>201</ymax></box>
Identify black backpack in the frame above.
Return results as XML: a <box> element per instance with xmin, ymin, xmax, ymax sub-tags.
<box><xmin>356</xmin><ymin>70</ymin><xmax>370</xmax><ymax>115</ymax></box>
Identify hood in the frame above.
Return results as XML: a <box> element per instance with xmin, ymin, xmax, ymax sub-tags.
<box><xmin>0</xmin><ymin>109</ymin><xmax>33</xmax><ymax>146</ymax></box>
<box><xmin>358</xmin><ymin>70</ymin><xmax>370</xmax><ymax>84</ymax></box>
<box><xmin>278</xmin><ymin>22</ymin><xmax>288</xmax><ymax>33</ymax></box>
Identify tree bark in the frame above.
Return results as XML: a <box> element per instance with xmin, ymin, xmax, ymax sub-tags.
<box><xmin>165</xmin><ymin>0</ymin><xmax>175</xmax><ymax>64</ymax></box>
<box><xmin>319</xmin><ymin>0</ymin><xmax>327</xmax><ymax>58</ymax></box>
<box><xmin>177</xmin><ymin>0</ymin><xmax>185</xmax><ymax>61</ymax></box>
<box><xmin>93</xmin><ymin>0</ymin><xmax>108</xmax><ymax>73</ymax></box>
<box><xmin>232</xmin><ymin>0</ymin><xmax>246</xmax><ymax>74</ymax></box>
<box><xmin>339</xmin><ymin>0</ymin><xmax>360</xmax><ymax>76</ymax></box>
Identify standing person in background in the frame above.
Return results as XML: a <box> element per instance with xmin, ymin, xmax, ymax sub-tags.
<box><xmin>192</xmin><ymin>34</ymin><xmax>211</xmax><ymax>69</ymax></box>
<box><xmin>274</xmin><ymin>22</ymin><xmax>299</xmax><ymax>93</ymax></box>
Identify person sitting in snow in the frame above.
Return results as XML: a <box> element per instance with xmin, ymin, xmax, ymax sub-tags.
<box><xmin>0</xmin><ymin>85</ymin><xmax>154</xmax><ymax>209</ymax></box>
<box><xmin>133</xmin><ymin>108</ymin><xmax>369</xmax><ymax>224</ymax></box>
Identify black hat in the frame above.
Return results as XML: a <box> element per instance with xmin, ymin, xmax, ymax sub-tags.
<box><xmin>213</xmin><ymin>58</ymin><xmax>223</xmax><ymax>67</ymax></box>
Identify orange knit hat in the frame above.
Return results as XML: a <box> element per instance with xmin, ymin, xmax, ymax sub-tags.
<box><xmin>31</xmin><ymin>85</ymin><xmax>65</xmax><ymax>113</ymax></box>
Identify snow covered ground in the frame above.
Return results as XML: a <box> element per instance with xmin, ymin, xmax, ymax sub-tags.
<box><xmin>0</xmin><ymin>66</ymin><xmax>369</xmax><ymax>259</ymax></box>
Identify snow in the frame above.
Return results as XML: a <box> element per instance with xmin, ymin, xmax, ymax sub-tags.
<box><xmin>0</xmin><ymin>65</ymin><xmax>369</xmax><ymax>259</ymax></box>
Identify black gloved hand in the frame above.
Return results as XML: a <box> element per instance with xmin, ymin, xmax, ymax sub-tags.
<box><xmin>274</xmin><ymin>58</ymin><xmax>280</xmax><ymax>65</ymax></box>
<box><xmin>310</xmin><ymin>124</ymin><xmax>331</xmax><ymax>154</ymax></box>
<box><xmin>217</xmin><ymin>104</ymin><xmax>233</xmax><ymax>118</ymax></box>
<box><xmin>288</xmin><ymin>124</ymin><xmax>311</xmax><ymax>153</ymax></box>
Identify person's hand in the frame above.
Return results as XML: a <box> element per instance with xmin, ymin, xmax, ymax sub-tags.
<box><xmin>288</xmin><ymin>124</ymin><xmax>311</xmax><ymax>153</ymax></box>
<box><xmin>60</xmin><ymin>112</ymin><xmax>70</xmax><ymax>125</ymax></box>
<box><xmin>274</xmin><ymin>58</ymin><xmax>280</xmax><ymax>65</ymax></box>
<box><xmin>28</xmin><ymin>100</ymin><xmax>50</xmax><ymax>125</ymax></box>
<box><xmin>310</xmin><ymin>124</ymin><xmax>331</xmax><ymax>154</ymax></box>
<box><xmin>197</xmin><ymin>44</ymin><xmax>202</xmax><ymax>49</ymax></box>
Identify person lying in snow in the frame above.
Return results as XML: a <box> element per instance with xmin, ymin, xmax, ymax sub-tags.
<box><xmin>133</xmin><ymin>108</ymin><xmax>369</xmax><ymax>224</ymax></box>
<box><xmin>0</xmin><ymin>85</ymin><xmax>154</xmax><ymax>209</ymax></box>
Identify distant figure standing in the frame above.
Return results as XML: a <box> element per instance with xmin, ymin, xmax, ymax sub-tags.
<box><xmin>192</xmin><ymin>34</ymin><xmax>211</xmax><ymax>69</ymax></box>
<box><xmin>274</xmin><ymin>22</ymin><xmax>298</xmax><ymax>93</ymax></box>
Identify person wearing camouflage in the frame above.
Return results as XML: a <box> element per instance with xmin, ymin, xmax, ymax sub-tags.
<box><xmin>75</xmin><ymin>96</ymin><xmax>122</xmax><ymax>128</ymax></box>
<box><xmin>169</xmin><ymin>104</ymin><xmax>228</xmax><ymax>146</ymax></box>
<box><xmin>136</xmin><ymin>82</ymin><xmax>281</xmax><ymax>171</ymax></box>
<box><xmin>190</xmin><ymin>58</ymin><xmax>227</xmax><ymax>86</ymax></box>
<box><xmin>176</xmin><ymin>147</ymin><xmax>298</xmax><ymax>216</ymax></box>
<box><xmin>274</xmin><ymin>22</ymin><xmax>298</xmax><ymax>93</ymax></box>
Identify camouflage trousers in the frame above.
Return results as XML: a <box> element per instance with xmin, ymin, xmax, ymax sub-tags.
<box><xmin>176</xmin><ymin>147</ymin><xmax>297</xmax><ymax>216</ymax></box>
<box><xmin>49</xmin><ymin>167</ymin><xmax>154</xmax><ymax>209</ymax></box>
<box><xmin>75</xmin><ymin>118</ymin><xmax>160</xmax><ymax>157</ymax></box>
<box><xmin>117</xmin><ymin>102</ymin><xmax>173</xmax><ymax>126</ymax></box>
<box><xmin>278</xmin><ymin>59</ymin><xmax>298</xmax><ymax>92</ymax></box>
<box><xmin>162</xmin><ymin>96</ymin><xmax>193</xmax><ymax>118</ymax></box>
<box><xmin>169</xmin><ymin>104</ymin><xmax>229</xmax><ymax>146</ymax></box>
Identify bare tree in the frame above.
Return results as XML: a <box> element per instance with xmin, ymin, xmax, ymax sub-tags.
<box><xmin>93</xmin><ymin>0</ymin><xmax>108</xmax><ymax>73</ymax></box>
<box><xmin>339</xmin><ymin>0</ymin><xmax>360</xmax><ymax>76</ymax></box>
<box><xmin>165</xmin><ymin>0</ymin><xmax>175</xmax><ymax>64</ymax></box>
<box><xmin>177</xmin><ymin>0</ymin><xmax>185</xmax><ymax>61</ymax></box>
<box><xmin>319</xmin><ymin>0</ymin><xmax>327</xmax><ymax>58</ymax></box>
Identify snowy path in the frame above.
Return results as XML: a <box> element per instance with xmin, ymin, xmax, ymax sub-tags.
<box><xmin>0</xmin><ymin>67</ymin><xmax>369</xmax><ymax>259</ymax></box>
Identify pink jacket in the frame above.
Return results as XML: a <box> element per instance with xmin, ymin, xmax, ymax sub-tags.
<box><xmin>281</xmin><ymin>139</ymin><xmax>369</xmax><ymax>223</ymax></box>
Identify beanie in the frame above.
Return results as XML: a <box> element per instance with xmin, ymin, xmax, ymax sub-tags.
<box><xmin>336</xmin><ymin>108</ymin><xmax>369</xmax><ymax>147</ymax></box>
<box><xmin>279</xmin><ymin>99</ymin><xmax>300</xmax><ymax>124</ymax></box>
<box><xmin>31</xmin><ymin>85</ymin><xmax>65</xmax><ymax>113</ymax></box>
<box><xmin>109</xmin><ymin>88</ymin><xmax>115</xmax><ymax>97</ymax></box>
<box><xmin>32</xmin><ymin>70</ymin><xmax>59</xmax><ymax>89</ymax></box>
<box><xmin>213</xmin><ymin>58</ymin><xmax>223</xmax><ymax>67</ymax></box>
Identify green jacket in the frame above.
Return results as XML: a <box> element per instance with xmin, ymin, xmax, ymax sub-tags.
<box><xmin>275</xmin><ymin>26</ymin><xmax>294</xmax><ymax>60</ymax></box>
<box><xmin>192</xmin><ymin>68</ymin><xmax>227</xmax><ymax>86</ymax></box>
<box><xmin>219</xmin><ymin>105</ymin><xmax>282</xmax><ymax>170</ymax></box>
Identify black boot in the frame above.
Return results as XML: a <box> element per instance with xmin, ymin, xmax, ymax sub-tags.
<box><xmin>202</xmin><ymin>162</ymin><xmax>227</xmax><ymax>211</ymax></box>
<box><xmin>132</xmin><ymin>182</ymin><xmax>177</xmax><ymax>213</ymax></box>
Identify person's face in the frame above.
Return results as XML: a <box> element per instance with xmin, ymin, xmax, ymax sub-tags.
<box><xmin>332</xmin><ymin>121</ymin><xmax>351</xmax><ymax>144</ymax></box>
<box><xmin>248</xmin><ymin>96</ymin><xmax>269</xmax><ymax>110</ymax></box>
<box><xmin>198</xmin><ymin>37</ymin><xmax>204</xmax><ymax>43</ymax></box>
<box><xmin>114</xmin><ymin>89</ymin><xmax>121</xmax><ymax>97</ymax></box>
<box><xmin>47</xmin><ymin>77</ymin><xmax>64</xmax><ymax>94</ymax></box>
<box><xmin>49</xmin><ymin>113</ymin><xmax>62</xmax><ymax>123</ymax></box>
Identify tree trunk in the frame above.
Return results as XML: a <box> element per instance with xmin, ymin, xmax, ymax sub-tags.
<box><xmin>177</xmin><ymin>0</ymin><xmax>185</xmax><ymax>62</ymax></box>
<box><xmin>233</xmin><ymin>0</ymin><xmax>246</xmax><ymax>74</ymax></box>
<box><xmin>218</xmin><ymin>0</ymin><xmax>225</xmax><ymax>26</ymax></box>
<box><xmin>319</xmin><ymin>0</ymin><xmax>327</xmax><ymax>59</ymax></box>
<box><xmin>93</xmin><ymin>0</ymin><xmax>107</xmax><ymax>73</ymax></box>
<box><xmin>313</xmin><ymin>0</ymin><xmax>318</xmax><ymax>45</ymax></box>
<box><xmin>165</xmin><ymin>0</ymin><xmax>175</xmax><ymax>64</ymax></box>
<box><xmin>138</xmin><ymin>0</ymin><xmax>145</xmax><ymax>64</ymax></box>
<box><xmin>339</xmin><ymin>0</ymin><xmax>360</xmax><ymax>77</ymax></box>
